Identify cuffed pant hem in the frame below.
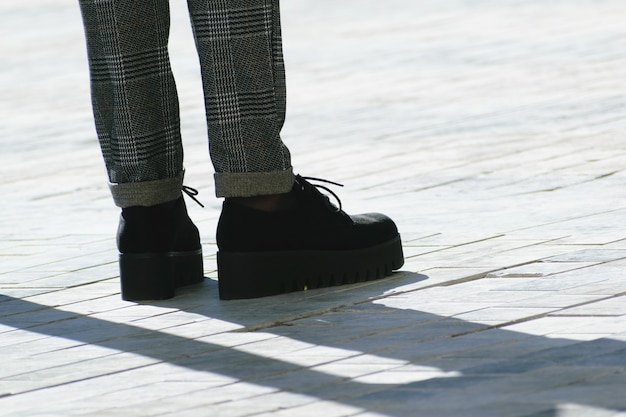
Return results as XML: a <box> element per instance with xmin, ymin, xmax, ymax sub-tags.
<box><xmin>214</xmin><ymin>168</ymin><xmax>295</xmax><ymax>198</ymax></box>
<box><xmin>110</xmin><ymin>171</ymin><xmax>184</xmax><ymax>208</ymax></box>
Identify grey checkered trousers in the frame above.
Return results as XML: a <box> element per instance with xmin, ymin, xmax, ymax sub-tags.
<box><xmin>79</xmin><ymin>0</ymin><xmax>294</xmax><ymax>206</ymax></box>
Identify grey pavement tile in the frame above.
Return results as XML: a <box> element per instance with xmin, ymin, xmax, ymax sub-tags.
<box><xmin>563</xmin><ymin>280</ymin><xmax>626</xmax><ymax>297</ymax></box>
<box><xmin>0</xmin><ymin>271</ymin><xmax>63</xmax><ymax>285</ymax></box>
<box><xmin>529</xmin><ymin>384</ymin><xmax>626</xmax><ymax>413</ymax></box>
<box><xmin>552</xmin><ymin>296</ymin><xmax>626</xmax><ymax>317</ymax></box>
<box><xmin>26</xmin><ymin>290</ymin><xmax>123</xmax><ymax>311</ymax></box>
<box><xmin>0</xmin><ymin>288</ymin><xmax>66</xmax><ymax>299</ymax></box>
<box><xmin>486</xmin><ymin>261</ymin><xmax>601</xmax><ymax>278</ymax></box>
<box><xmin>383</xmin><ymin>299</ymin><xmax>495</xmax><ymax>318</ymax></box>
<box><xmin>346</xmin><ymin>387</ymin><xmax>439</xmax><ymax>412</ymax></box>
<box><xmin>0</xmin><ymin>297</ymin><xmax>55</xmax><ymax>318</ymax></box>
<box><xmin>571</xmin><ymin>348</ymin><xmax>626</xmax><ymax>366</ymax></box>
<box><xmin>250</xmin><ymin>401</ymin><xmax>368</xmax><ymax>417</ymax></box>
<box><xmin>504</xmin><ymin>293</ymin><xmax>608</xmax><ymax>309</ymax></box>
<box><xmin>452</xmin><ymin>306</ymin><xmax>555</xmax><ymax>323</ymax></box>
<box><xmin>544</xmin><ymin>249</ymin><xmax>626</xmax><ymax>263</ymax></box>
<box><xmin>503</xmin><ymin>316</ymin><xmax>602</xmax><ymax>336</ymax></box>
<box><xmin>453</xmin><ymin>336</ymin><xmax>577</xmax><ymax>362</ymax></box>
<box><xmin>381</xmin><ymin>329</ymin><xmax>526</xmax><ymax>364</ymax></box>
<box><xmin>463</xmin><ymin>344</ymin><xmax>624</xmax><ymax>380</ymax></box>
<box><xmin>526</xmin><ymin>404</ymin><xmax>623</xmax><ymax>417</ymax></box>
<box><xmin>494</xmin><ymin>275</ymin><xmax>609</xmax><ymax>292</ymax></box>
<box><xmin>604</xmin><ymin>240</ymin><xmax>626</xmax><ymax>250</ymax></box>
<box><xmin>561</xmin><ymin>317</ymin><xmax>626</xmax><ymax>336</ymax></box>
<box><xmin>349</xmin><ymin>386</ymin><xmax>553</xmax><ymax>417</ymax></box>
<box><xmin>252</xmin><ymin>370</ymin><xmax>344</xmax><ymax>396</ymax></box>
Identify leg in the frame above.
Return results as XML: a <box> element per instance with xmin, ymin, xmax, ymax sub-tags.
<box><xmin>186</xmin><ymin>1</ymin><xmax>404</xmax><ymax>299</ymax></box>
<box><xmin>79</xmin><ymin>0</ymin><xmax>203</xmax><ymax>300</ymax></box>
<box><xmin>79</xmin><ymin>0</ymin><xmax>183</xmax><ymax>207</ymax></box>
<box><xmin>187</xmin><ymin>0</ymin><xmax>294</xmax><ymax>198</ymax></box>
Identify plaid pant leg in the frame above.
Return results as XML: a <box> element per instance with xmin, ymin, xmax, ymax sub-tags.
<box><xmin>79</xmin><ymin>0</ymin><xmax>184</xmax><ymax>206</ymax></box>
<box><xmin>187</xmin><ymin>0</ymin><xmax>294</xmax><ymax>197</ymax></box>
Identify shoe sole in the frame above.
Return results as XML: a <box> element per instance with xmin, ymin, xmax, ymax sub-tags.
<box><xmin>119</xmin><ymin>249</ymin><xmax>204</xmax><ymax>301</ymax></box>
<box><xmin>217</xmin><ymin>235</ymin><xmax>404</xmax><ymax>300</ymax></box>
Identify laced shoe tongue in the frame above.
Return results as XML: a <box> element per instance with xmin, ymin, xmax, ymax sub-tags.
<box><xmin>295</xmin><ymin>175</ymin><xmax>344</xmax><ymax>212</ymax></box>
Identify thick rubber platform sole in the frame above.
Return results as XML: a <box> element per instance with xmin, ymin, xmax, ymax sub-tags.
<box><xmin>217</xmin><ymin>235</ymin><xmax>404</xmax><ymax>300</ymax></box>
<box><xmin>119</xmin><ymin>249</ymin><xmax>204</xmax><ymax>301</ymax></box>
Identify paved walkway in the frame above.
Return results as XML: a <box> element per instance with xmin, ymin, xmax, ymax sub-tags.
<box><xmin>2</xmin><ymin>0</ymin><xmax>626</xmax><ymax>416</ymax></box>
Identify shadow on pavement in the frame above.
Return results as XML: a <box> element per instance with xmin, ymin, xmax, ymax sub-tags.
<box><xmin>1</xmin><ymin>272</ymin><xmax>625</xmax><ymax>416</ymax></box>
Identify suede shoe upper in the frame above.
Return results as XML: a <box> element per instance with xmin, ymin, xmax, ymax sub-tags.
<box><xmin>117</xmin><ymin>196</ymin><xmax>201</xmax><ymax>254</ymax></box>
<box><xmin>217</xmin><ymin>175</ymin><xmax>399</xmax><ymax>252</ymax></box>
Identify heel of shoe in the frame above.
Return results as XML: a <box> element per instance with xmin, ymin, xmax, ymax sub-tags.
<box><xmin>172</xmin><ymin>250</ymin><xmax>205</xmax><ymax>287</ymax></box>
<box><xmin>120</xmin><ymin>254</ymin><xmax>175</xmax><ymax>301</ymax></box>
<box><xmin>119</xmin><ymin>249</ymin><xmax>204</xmax><ymax>301</ymax></box>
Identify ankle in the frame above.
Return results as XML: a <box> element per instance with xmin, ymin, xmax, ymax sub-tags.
<box><xmin>227</xmin><ymin>193</ymin><xmax>294</xmax><ymax>212</ymax></box>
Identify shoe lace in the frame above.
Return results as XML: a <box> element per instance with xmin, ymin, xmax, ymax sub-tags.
<box><xmin>183</xmin><ymin>178</ymin><xmax>344</xmax><ymax>211</ymax></box>
<box><xmin>182</xmin><ymin>185</ymin><xmax>204</xmax><ymax>208</ymax></box>
<box><xmin>298</xmin><ymin>175</ymin><xmax>344</xmax><ymax>212</ymax></box>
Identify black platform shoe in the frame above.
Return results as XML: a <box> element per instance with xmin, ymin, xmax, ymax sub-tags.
<box><xmin>216</xmin><ymin>175</ymin><xmax>404</xmax><ymax>299</ymax></box>
<box><xmin>117</xmin><ymin>194</ymin><xmax>203</xmax><ymax>301</ymax></box>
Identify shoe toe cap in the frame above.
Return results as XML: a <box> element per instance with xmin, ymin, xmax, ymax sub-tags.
<box><xmin>351</xmin><ymin>212</ymin><xmax>399</xmax><ymax>244</ymax></box>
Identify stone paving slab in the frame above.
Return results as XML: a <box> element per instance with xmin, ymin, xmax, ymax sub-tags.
<box><xmin>2</xmin><ymin>0</ymin><xmax>626</xmax><ymax>416</ymax></box>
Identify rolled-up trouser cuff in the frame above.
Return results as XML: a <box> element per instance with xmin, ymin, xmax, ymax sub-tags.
<box><xmin>110</xmin><ymin>171</ymin><xmax>184</xmax><ymax>208</ymax></box>
<box><xmin>214</xmin><ymin>168</ymin><xmax>295</xmax><ymax>198</ymax></box>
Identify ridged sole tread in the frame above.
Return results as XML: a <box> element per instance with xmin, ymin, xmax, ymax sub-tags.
<box><xmin>217</xmin><ymin>236</ymin><xmax>403</xmax><ymax>300</ymax></box>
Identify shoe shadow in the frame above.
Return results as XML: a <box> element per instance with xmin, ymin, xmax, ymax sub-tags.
<box><xmin>1</xmin><ymin>272</ymin><xmax>624</xmax><ymax>416</ymax></box>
